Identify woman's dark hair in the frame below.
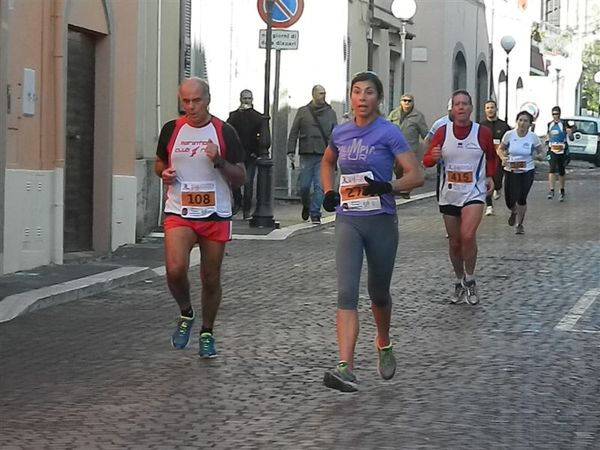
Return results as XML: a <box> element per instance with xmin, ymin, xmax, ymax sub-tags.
<box><xmin>350</xmin><ymin>71</ymin><xmax>384</xmax><ymax>100</ymax></box>
<box><xmin>516</xmin><ymin>110</ymin><xmax>534</xmax><ymax>123</ymax></box>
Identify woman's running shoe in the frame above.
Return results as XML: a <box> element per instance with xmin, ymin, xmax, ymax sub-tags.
<box><xmin>376</xmin><ymin>342</ymin><xmax>396</xmax><ymax>380</ymax></box>
<box><xmin>323</xmin><ymin>362</ymin><xmax>357</xmax><ymax>392</ymax></box>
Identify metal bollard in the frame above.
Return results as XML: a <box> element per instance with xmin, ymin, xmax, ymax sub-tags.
<box><xmin>250</xmin><ymin>157</ymin><xmax>279</xmax><ymax>229</ymax></box>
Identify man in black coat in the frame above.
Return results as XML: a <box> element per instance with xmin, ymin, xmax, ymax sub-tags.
<box><xmin>479</xmin><ymin>100</ymin><xmax>511</xmax><ymax>216</ymax></box>
<box><xmin>227</xmin><ymin>90</ymin><xmax>265</xmax><ymax>219</ymax></box>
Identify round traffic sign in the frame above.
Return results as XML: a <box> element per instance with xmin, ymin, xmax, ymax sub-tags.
<box><xmin>520</xmin><ymin>101</ymin><xmax>540</xmax><ymax>120</ymax></box>
<box><xmin>257</xmin><ymin>0</ymin><xmax>304</xmax><ymax>29</ymax></box>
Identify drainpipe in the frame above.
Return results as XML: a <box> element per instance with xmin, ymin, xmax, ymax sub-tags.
<box><xmin>52</xmin><ymin>0</ymin><xmax>65</xmax><ymax>264</ymax></box>
<box><xmin>367</xmin><ymin>0</ymin><xmax>374</xmax><ymax>70</ymax></box>
<box><xmin>156</xmin><ymin>0</ymin><xmax>163</xmax><ymax>227</ymax></box>
<box><xmin>0</xmin><ymin>0</ymin><xmax>8</xmax><ymax>272</ymax></box>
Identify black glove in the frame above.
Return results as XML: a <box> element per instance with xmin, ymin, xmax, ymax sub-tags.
<box><xmin>363</xmin><ymin>177</ymin><xmax>392</xmax><ymax>196</ymax></box>
<box><xmin>322</xmin><ymin>190</ymin><xmax>340</xmax><ymax>212</ymax></box>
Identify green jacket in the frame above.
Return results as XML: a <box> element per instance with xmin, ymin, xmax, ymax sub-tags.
<box><xmin>388</xmin><ymin>106</ymin><xmax>429</xmax><ymax>155</ymax></box>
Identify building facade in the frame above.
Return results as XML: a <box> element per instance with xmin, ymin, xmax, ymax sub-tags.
<box><xmin>485</xmin><ymin>0</ymin><xmax>600</xmax><ymax>127</ymax></box>
<box><xmin>0</xmin><ymin>0</ymin><xmax>184</xmax><ymax>274</ymax></box>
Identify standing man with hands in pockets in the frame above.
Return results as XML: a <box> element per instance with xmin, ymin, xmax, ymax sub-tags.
<box><xmin>155</xmin><ymin>77</ymin><xmax>245</xmax><ymax>358</ymax></box>
<box><xmin>227</xmin><ymin>89</ymin><xmax>265</xmax><ymax>219</ymax></box>
<box><xmin>287</xmin><ymin>85</ymin><xmax>338</xmax><ymax>224</ymax></box>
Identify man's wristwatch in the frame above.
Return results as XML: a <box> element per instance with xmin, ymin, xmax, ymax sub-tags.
<box><xmin>213</xmin><ymin>157</ymin><xmax>226</xmax><ymax>169</ymax></box>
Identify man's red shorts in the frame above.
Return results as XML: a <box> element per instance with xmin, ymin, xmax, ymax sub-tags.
<box><xmin>163</xmin><ymin>215</ymin><xmax>232</xmax><ymax>242</ymax></box>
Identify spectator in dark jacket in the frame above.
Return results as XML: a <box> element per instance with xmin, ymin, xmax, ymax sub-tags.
<box><xmin>227</xmin><ymin>89</ymin><xmax>265</xmax><ymax>219</ymax></box>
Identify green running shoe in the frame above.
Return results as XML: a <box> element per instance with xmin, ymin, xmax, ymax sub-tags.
<box><xmin>171</xmin><ymin>314</ymin><xmax>195</xmax><ymax>349</ymax></box>
<box><xmin>199</xmin><ymin>332</ymin><xmax>217</xmax><ymax>358</ymax></box>
<box><xmin>323</xmin><ymin>361</ymin><xmax>357</xmax><ymax>393</ymax></box>
<box><xmin>377</xmin><ymin>342</ymin><xmax>396</xmax><ymax>380</ymax></box>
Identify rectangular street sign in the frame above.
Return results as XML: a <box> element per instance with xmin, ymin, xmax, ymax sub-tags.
<box><xmin>259</xmin><ymin>29</ymin><xmax>299</xmax><ymax>50</ymax></box>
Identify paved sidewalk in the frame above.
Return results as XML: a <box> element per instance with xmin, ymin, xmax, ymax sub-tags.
<box><xmin>1</xmin><ymin>161</ymin><xmax>598</xmax><ymax>449</ymax></box>
<box><xmin>0</xmin><ymin>186</ymin><xmax>436</xmax><ymax>323</ymax></box>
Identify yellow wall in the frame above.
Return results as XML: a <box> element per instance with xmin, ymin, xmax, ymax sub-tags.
<box><xmin>2</xmin><ymin>0</ymin><xmax>182</xmax><ymax>272</ymax></box>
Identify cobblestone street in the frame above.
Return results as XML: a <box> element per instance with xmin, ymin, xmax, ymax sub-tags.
<box><xmin>1</xmin><ymin>163</ymin><xmax>599</xmax><ymax>449</ymax></box>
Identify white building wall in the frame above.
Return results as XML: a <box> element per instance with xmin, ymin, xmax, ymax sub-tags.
<box><xmin>485</xmin><ymin>0</ymin><xmax>598</xmax><ymax>131</ymax></box>
<box><xmin>112</xmin><ymin>175</ymin><xmax>137</xmax><ymax>250</ymax></box>
<box><xmin>191</xmin><ymin>0</ymin><xmax>348</xmax><ymax>119</ymax></box>
<box><xmin>408</xmin><ymin>1</ymin><xmax>490</xmax><ymax>125</ymax></box>
<box><xmin>191</xmin><ymin>0</ymin><xmax>349</xmax><ymax>195</ymax></box>
<box><xmin>406</xmin><ymin>2</ymin><xmax>446</xmax><ymax>124</ymax></box>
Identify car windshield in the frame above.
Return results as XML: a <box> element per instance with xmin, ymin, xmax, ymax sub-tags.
<box><xmin>571</xmin><ymin>120</ymin><xmax>598</xmax><ymax>135</ymax></box>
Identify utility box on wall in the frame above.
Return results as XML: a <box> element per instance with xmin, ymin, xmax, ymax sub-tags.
<box><xmin>22</xmin><ymin>68</ymin><xmax>36</xmax><ymax>116</ymax></box>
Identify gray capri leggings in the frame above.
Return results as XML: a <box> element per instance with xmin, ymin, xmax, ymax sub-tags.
<box><xmin>335</xmin><ymin>213</ymin><xmax>399</xmax><ymax>310</ymax></box>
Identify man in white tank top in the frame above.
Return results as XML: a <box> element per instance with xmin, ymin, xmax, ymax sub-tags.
<box><xmin>422</xmin><ymin>90</ymin><xmax>496</xmax><ymax>305</ymax></box>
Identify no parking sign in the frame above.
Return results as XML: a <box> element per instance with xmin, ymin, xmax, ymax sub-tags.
<box><xmin>257</xmin><ymin>0</ymin><xmax>304</xmax><ymax>28</ymax></box>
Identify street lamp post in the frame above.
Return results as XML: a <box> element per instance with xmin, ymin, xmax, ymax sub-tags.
<box><xmin>391</xmin><ymin>0</ymin><xmax>417</xmax><ymax>95</ymax></box>
<box><xmin>555</xmin><ymin>67</ymin><xmax>562</xmax><ymax>105</ymax></box>
<box><xmin>500</xmin><ymin>35</ymin><xmax>515</xmax><ymax>123</ymax></box>
<box><xmin>251</xmin><ymin>0</ymin><xmax>278</xmax><ymax>229</ymax></box>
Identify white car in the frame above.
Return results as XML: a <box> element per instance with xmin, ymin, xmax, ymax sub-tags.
<box><xmin>563</xmin><ymin>116</ymin><xmax>600</xmax><ymax>167</ymax></box>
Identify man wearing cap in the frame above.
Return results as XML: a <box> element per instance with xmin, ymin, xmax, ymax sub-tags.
<box><xmin>388</xmin><ymin>94</ymin><xmax>428</xmax><ymax>160</ymax></box>
<box><xmin>388</xmin><ymin>94</ymin><xmax>428</xmax><ymax>198</ymax></box>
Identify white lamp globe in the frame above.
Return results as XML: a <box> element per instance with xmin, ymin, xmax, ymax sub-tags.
<box><xmin>391</xmin><ymin>0</ymin><xmax>417</xmax><ymax>21</ymax></box>
<box><xmin>594</xmin><ymin>71</ymin><xmax>600</xmax><ymax>84</ymax></box>
<box><xmin>501</xmin><ymin>35</ymin><xmax>516</xmax><ymax>54</ymax></box>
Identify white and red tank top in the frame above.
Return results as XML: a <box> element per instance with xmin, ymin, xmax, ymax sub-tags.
<box><xmin>439</xmin><ymin>123</ymin><xmax>487</xmax><ymax>206</ymax></box>
<box><xmin>163</xmin><ymin>117</ymin><xmax>233</xmax><ymax>219</ymax></box>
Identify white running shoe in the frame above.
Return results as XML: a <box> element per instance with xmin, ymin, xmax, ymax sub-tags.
<box><xmin>485</xmin><ymin>206</ymin><xmax>494</xmax><ymax>216</ymax></box>
<box><xmin>452</xmin><ymin>281</ymin><xmax>466</xmax><ymax>304</ymax></box>
<box><xmin>464</xmin><ymin>280</ymin><xmax>480</xmax><ymax>305</ymax></box>
<box><xmin>493</xmin><ymin>190</ymin><xmax>501</xmax><ymax>200</ymax></box>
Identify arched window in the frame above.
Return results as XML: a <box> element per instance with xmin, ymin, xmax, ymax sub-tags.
<box><xmin>498</xmin><ymin>70</ymin><xmax>507</xmax><ymax>120</ymax></box>
<box><xmin>515</xmin><ymin>77</ymin><xmax>524</xmax><ymax>116</ymax></box>
<box><xmin>476</xmin><ymin>62</ymin><xmax>488</xmax><ymax>121</ymax></box>
<box><xmin>453</xmin><ymin>52</ymin><xmax>467</xmax><ymax>90</ymax></box>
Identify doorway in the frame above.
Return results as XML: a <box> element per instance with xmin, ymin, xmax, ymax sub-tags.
<box><xmin>64</xmin><ymin>29</ymin><xmax>95</xmax><ymax>252</ymax></box>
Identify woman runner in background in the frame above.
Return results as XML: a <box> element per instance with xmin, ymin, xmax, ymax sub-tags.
<box><xmin>496</xmin><ymin>110</ymin><xmax>543</xmax><ymax>235</ymax></box>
